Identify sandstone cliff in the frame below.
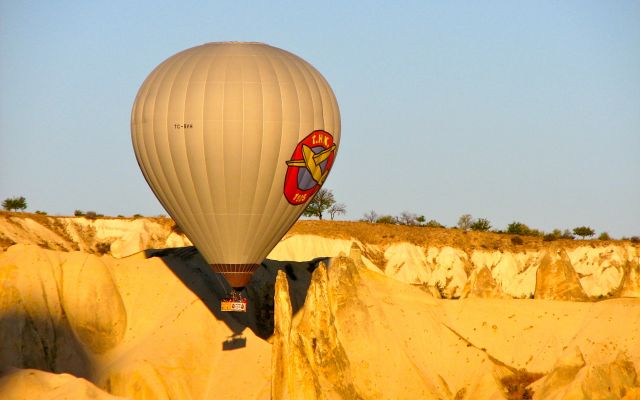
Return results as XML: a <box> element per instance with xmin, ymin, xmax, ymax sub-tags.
<box><xmin>1</xmin><ymin>214</ymin><xmax>638</xmax><ymax>300</ymax></box>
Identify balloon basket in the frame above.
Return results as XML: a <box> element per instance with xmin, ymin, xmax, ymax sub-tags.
<box><xmin>221</xmin><ymin>290</ymin><xmax>247</xmax><ymax>312</ymax></box>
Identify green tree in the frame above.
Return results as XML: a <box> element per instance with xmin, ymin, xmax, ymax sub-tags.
<box><xmin>598</xmin><ymin>232</ymin><xmax>611</xmax><ymax>240</ymax></box>
<box><xmin>573</xmin><ymin>226</ymin><xmax>595</xmax><ymax>239</ymax></box>
<box><xmin>2</xmin><ymin>196</ymin><xmax>27</xmax><ymax>211</ymax></box>
<box><xmin>376</xmin><ymin>215</ymin><xmax>398</xmax><ymax>224</ymax></box>
<box><xmin>425</xmin><ymin>219</ymin><xmax>444</xmax><ymax>228</ymax></box>
<box><xmin>303</xmin><ymin>188</ymin><xmax>335</xmax><ymax>220</ymax></box>
<box><xmin>507</xmin><ymin>221</ymin><xmax>530</xmax><ymax>235</ymax></box>
<box><xmin>415</xmin><ymin>215</ymin><xmax>426</xmax><ymax>225</ymax></box>
<box><xmin>457</xmin><ymin>214</ymin><xmax>473</xmax><ymax>231</ymax></box>
<box><xmin>470</xmin><ymin>218</ymin><xmax>491</xmax><ymax>232</ymax></box>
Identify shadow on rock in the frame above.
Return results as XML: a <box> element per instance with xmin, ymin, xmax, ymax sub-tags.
<box><xmin>0</xmin><ymin>313</ymin><xmax>92</xmax><ymax>380</ymax></box>
<box><xmin>145</xmin><ymin>246</ymin><xmax>326</xmax><ymax>341</ymax></box>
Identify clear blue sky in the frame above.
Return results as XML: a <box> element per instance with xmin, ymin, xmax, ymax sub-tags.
<box><xmin>1</xmin><ymin>1</ymin><xmax>638</xmax><ymax>237</ymax></box>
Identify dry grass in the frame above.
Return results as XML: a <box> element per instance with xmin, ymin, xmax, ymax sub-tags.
<box><xmin>0</xmin><ymin>212</ymin><xmax>636</xmax><ymax>254</ymax></box>
<box><xmin>284</xmin><ymin>220</ymin><xmax>604</xmax><ymax>252</ymax></box>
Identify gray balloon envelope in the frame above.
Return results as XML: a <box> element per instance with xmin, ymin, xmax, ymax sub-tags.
<box><xmin>131</xmin><ymin>42</ymin><xmax>341</xmax><ymax>288</ymax></box>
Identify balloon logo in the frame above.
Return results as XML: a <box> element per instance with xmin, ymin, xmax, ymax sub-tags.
<box><xmin>284</xmin><ymin>130</ymin><xmax>336</xmax><ymax>205</ymax></box>
<box><xmin>131</xmin><ymin>42</ymin><xmax>340</xmax><ymax>292</ymax></box>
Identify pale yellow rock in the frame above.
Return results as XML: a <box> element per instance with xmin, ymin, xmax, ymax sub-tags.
<box><xmin>0</xmin><ymin>368</ymin><xmax>129</xmax><ymax>400</ymax></box>
<box><xmin>60</xmin><ymin>252</ymin><xmax>127</xmax><ymax>354</ymax></box>
<box><xmin>535</xmin><ymin>250</ymin><xmax>589</xmax><ymax>301</ymax></box>
<box><xmin>530</xmin><ymin>349</ymin><xmax>639</xmax><ymax>400</ymax></box>
<box><xmin>464</xmin><ymin>266</ymin><xmax>509</xmax><ymax>299</ymax></box>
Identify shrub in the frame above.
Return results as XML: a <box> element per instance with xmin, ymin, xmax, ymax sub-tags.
<box><xmin>133</xmin><ymin>213</ymin><xmax>143</xmax><ymax>218</ymax></box>
<box><xmin>543</xmin><ymin>233</ymin><xmax>557</xmax><ymax>242</ymax></box>
<box><xmin>598</xmin><ymin>232</ymin><xmax>611</xmax><ymax>240</ymax></box>
<box><xmin>74</xmin><ymin>210</ymin><xmax>85</xmax><ymax>216</ymax></box>
<box><xmin>95</xmin><ymin>242</ymin><xmax>111</xmax><ymax>255</ymax></box>
<box><xmin>511</xmin><ymin>236</ymin><xmax>524</xmax><ymax>245</ymax></box>
<box><xmin>470</xmin><ymin>218</ymin><xmax>491</xmax><ymax>232</ymax></box>
<box><xmin>425</xmin><ymin>219</ymin><xmax>444</xmax><ymax>228</ymax></box>
<box><xmin>85</xmin><ymin>211</ymin><xmax>98</xmax><ymax>220</ymax></box>
<box><xmin>376</xmin><ymin>215</ymin><xmax>397</xmax><ymax>224</ymax></box>
<box><xmin>631</xmin><ymin>236</ymin><xmax>640</xmax><ymax>244</ymax></box>
<box><xmin>35</xmin><ymin>210</ymin><xmax>47</xmax><ymax>215</ymax></box>
<box><xmin>507</xmin><ymin>222</ymin><xmax>529</xmax><ymax>235</ymax></box>
<box><xmin>561</xmin><ymin>229</ymin><xmax>574</xmax><ymax>240</ymax></box>
<box><xmin>573</xmin><ymin>226</ymin><xmax>595</xmax><ymax>240</ymax></box>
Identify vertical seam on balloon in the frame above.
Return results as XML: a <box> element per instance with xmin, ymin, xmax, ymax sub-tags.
<box><xmin>163</xmin><ymin>55</ymin><xmax>199</xmax><ymax>250</ymax></box>
<box><xmin>262</xmin><ymin>52</ymin><xmax>304</xmax><ymax>246</ymax></box>
<box><xmin>303</xmin><ymin>62</ymin><xmax>326</xmax><ymax>134</ymax></box>
<box><xmin>232</xmin><ymin>52</ymin><xmax>245</xmax><ymax>261</ymax></box>
<box><xmin>144</xmin><ymin>56</ymin><xmax>187</xmax><ymax>227</ymax></box>
<box><xmin>181</xmin><ymin>52</ymin><xmax>219</xmax><ymax>260</ymax></box>
<box><xmin>305</xmin><ymin>62</ymin><xmax>341</xmax><ymax>188</ymax></box>
<box><xmin>243</xmin><ymin>48</ymin><xmax>286</xmax><ymax>256</ymax></box>
<box><xmin>200</xmin><ymin>47</ymin><xmax>225</xmax><ymax>260</ymax></box>
<box><xmin>243</xmin><ymin>48</ymin><xmax>264</xmax><ymax>261</ymax></box>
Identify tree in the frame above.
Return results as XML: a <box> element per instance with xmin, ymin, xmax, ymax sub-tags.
<box><xmin>398</xmin><ymin>211</ymin><xmax>418</xmax><ymax>226</ymax></box>
<box><xmin>303</xmin><ymin>188</ymin><xmax>335</xmax><ymax>220</ymax></box>
<box><xmin>2</xmin><ymin>196</ymin><xmax>27</xmax><ymax>212</ymax></box>
<box><xmin>573</xmin><ymin>226</ymin><xmax>595</xmax><ymax>240</ymax></box>
<box><xmin>416</xmin><ymin>215</ymin><xmax>426</xmax><ymax>225</ymax></box>
<box><xmin>470</xmin><ymin>218</ymin><xmax>491</xmax><ymax>232</ymax></box>
<box><xmin>328</xmin><ymin>203</ymin><xmax>346</xmax><ymax>220</ymax></box>
<box><xmin>361</xmin><ymin>210</ymin><xmax>378</xmax><ymax>223</ymax></box>
<box><xmin>425</xmin><ymin>219</ymin><xmax>444</xmax><ymax>228</ymax></box>
<box><xmin>376</xmin><ymin>215</ymin><xmax>398</xmax><ymax>224</ymax></box>
<box><xmin>457</xmin><ymin>214</ymin><xmax>473</xmax><ymax>231</ymax></box>
<box><xmin>598</xmin><ymin>232</ymin><xmax>611</xmax><ymax>241</ymax></box>
<box><xmin>507</xmin><ymin>221</ymin><xmax>530</xmax><ymax>235</ymax></box>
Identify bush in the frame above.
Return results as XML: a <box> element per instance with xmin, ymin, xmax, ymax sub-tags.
<box><xmin>598</xmin><ymin>232</ymin><xmax>611</xmax><ymax>240</ymax></box>
<box><xmin>543</xmin><ymin>233</ymin><xmax>557</xmax><ymax>242</ymax></box>
<box><xmin>507</xmin><ymin>222</ymin><xmax>530</xmax><ymax>235</ymax></box>
<box><xmin>470</xmin><ymin>218</ymin><xmax>491</xmax><ymax>232</ymax></box>
<box><xmin>631</xmin><ymin>236</ymin><xmax>640</xmax><ymax>244</ymax></box>
<box><xmin>35</xmin><ymin>210</ymin><xmax>47</xmax><ymax>215</ymax></box>
<box><xmin>74</xmin><ymin>210</ymin><xmax>85</xmax><ymax>216</ymax></box>
<box><xmin>425</xmin><ymin>219</ymin><xmax>444</xmax><ymax>228</ymax></box>
<box><xmin>376</xmin><ymin>215</ymin><xmax>397</xmax><ymax>224</ymax></box>
<box><xmin>85</xmin><ymin>211</ymin><xmax>98</xmax><ymax>220</ymax></box>
<box><xmin>95</xmin><ymin>242</ymin><xmax>111</xmax><ymax>255</ymax></box>
<box><xmin>511</xmin><ymin>236</ymin><xmax>524</xmax><ymax>245</ymax></box>
<box><xmin>573</xmin><ymin>226</ymin><xmax>595</xmax><ymax>239</ymax></box>
<box><xmin>133</xmin><ymin>213</ymin><xmax>143</xmax><ymax>218</ymax></box>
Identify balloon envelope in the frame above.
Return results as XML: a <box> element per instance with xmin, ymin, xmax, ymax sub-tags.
<box><xmin>131</xmin><ymin>42</ymin><xmax>340</xmax><ymax>288</ymax></box>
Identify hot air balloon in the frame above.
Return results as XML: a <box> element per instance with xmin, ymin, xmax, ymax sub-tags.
<box><xmin>131</xmin><ymin>42</ymin><xmax>340</xmax><ymax>311</ymax></box>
